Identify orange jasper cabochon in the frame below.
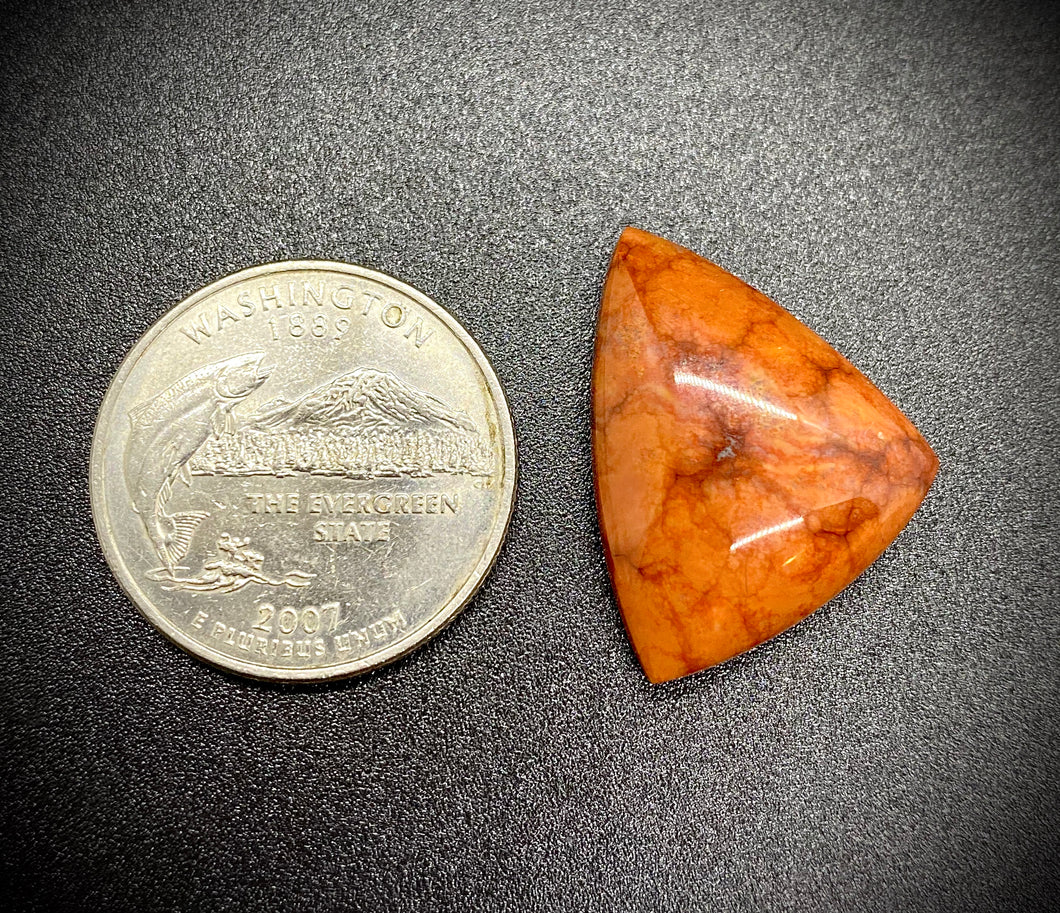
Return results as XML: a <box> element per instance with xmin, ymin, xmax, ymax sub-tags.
<box><xmin>592</xmin><ymin>228</ymin><xmax>938</xmax><ymax>683</ymax></box>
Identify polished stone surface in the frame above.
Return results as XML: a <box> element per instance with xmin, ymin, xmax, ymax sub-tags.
<box><xmin>594</xmin><ymin>228</ymin><xmax>938</xmax><ymax>682</ymax></box>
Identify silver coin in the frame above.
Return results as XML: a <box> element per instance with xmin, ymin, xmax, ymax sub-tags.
<box><xmin>91</xmin><ymin>261</ymin><xmax>517</xmax><ymax>680</ymax></box>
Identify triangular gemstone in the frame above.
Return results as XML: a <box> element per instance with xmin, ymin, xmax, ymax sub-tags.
<box><xmin>593</xmin><ymin>227</ymin><xmax>938</xmax><ymax>683</ymax></box>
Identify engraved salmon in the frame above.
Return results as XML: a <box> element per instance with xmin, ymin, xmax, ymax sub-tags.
<box><xmin>124</xmin><ymin>353</ymin><xmax>270</xmax><ymax>568</ymax></box>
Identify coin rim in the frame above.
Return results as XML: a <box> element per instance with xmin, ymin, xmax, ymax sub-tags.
<box><xmin>90</xmin><ymin>260</ymin><xmax>518</xmax><ymax>682</ymax></box>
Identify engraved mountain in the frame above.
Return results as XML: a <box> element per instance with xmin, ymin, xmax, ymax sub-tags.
<box><xmin>191</xmin><ymin>367</ymin><xmax>491</xmax><ymax>478</ymax></box>
<box><xmin>252</xmin><ymin>367</ymin><xmax>477</xmax><ymax>433</ymax></box>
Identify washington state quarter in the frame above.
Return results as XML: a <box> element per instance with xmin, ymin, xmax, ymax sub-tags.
<box><xmin>90</xmin><ymin>261</ymin><xmax>517</xmax><ymax>680</ymax></box>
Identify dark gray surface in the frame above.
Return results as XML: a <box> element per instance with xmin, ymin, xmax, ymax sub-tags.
<box><xmin>1</xmin><ymin>1</ymin><xmax>1058</xmax><ymax>910</ymax></box>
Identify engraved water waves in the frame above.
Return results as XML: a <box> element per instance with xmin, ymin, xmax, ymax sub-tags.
<box><xmin>123</xmin><ymin>355</ymin><xmax>491</xmax><ymax>593</ymax></box>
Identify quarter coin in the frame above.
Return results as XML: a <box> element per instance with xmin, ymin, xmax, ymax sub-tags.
<box><xmin>91</xmin><ymin>262</ymin><xmax>517</xmax><ymax>680</ymax></box>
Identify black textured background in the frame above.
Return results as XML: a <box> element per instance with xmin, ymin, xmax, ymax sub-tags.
<box><xmin>2</xmin><ymin>1</ymin><xmax>1058</xmax><ymax>910</ymax></box>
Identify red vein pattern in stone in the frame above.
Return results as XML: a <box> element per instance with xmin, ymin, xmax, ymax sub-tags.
<box><xmin>592</xmin><ymin>227</ymin><xmax>938</xmax><ymax>683</ymax></box>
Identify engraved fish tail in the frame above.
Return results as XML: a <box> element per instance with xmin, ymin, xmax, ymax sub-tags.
<box><xmin>159</xmin><ymin>510</ymin><xmax>210</xmax><ymax>567</ymax></box>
